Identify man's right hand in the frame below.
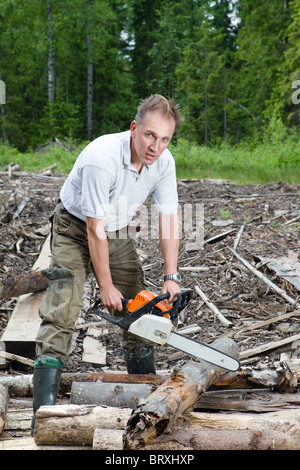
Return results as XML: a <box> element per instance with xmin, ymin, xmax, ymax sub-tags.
<box><xmin>99</xmin><ymin>285</ymin><xmax>124</xmax><ymax>312</ymax></box>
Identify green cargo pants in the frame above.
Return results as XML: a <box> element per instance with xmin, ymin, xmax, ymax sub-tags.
<box><xmin>35</xmin><ymin>204</ymin><xmax>148</xmax><ymax>359</ymax></box>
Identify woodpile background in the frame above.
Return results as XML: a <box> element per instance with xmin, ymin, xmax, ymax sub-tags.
<box><xmin>0</xmin><ymin>165</ymin><xmax>299</xmax><ymax>450</ymax></box>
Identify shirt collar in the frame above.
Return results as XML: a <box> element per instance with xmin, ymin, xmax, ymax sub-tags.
<box><xmin>122</xmin><ymin>130</ymin><xmax>149</xmax><ymax>173</ymax></box>
<box><xmin>122</xmin><ymin>130</ymin><xmax>132</xmax><ymax>166</ymax></box>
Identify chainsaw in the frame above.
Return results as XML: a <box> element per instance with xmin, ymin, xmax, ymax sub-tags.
<box><xmin>94</xmin><ymin>290</ymin><xmax>239</xmax><ymax>372</ymax></box>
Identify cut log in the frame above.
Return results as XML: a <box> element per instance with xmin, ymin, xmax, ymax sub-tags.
<box><xmin>195</xmin><ymin>389</ymin><xmax>300</xmax><ymax>413</ymax></box>
<box><xmin>93</xmin><ymin>427</ymin><xmax>274</xmax><ymax>451</ymax></box>
<box><xmin>185</xmin><ymin>408</ymin><xmax>300</xmax><ymax>450</ymax></box>
<box><xmin>34</xmin><ymin>404</ymin><xmax>131</xmax><ymax>446</ymax></box>
<box><xmin>139</xmin><ymin>429</ymin><xmax>274</xmax><ymax>451</ymax></box>
<box><xmin>0</xmin><ymin>371</ymin><xmax>165</xmax><ymax>398</ymax></box>
<box><xmin>0</xmin><ymin>384</ymin><xmax>9</xmax><ymax>434</ymax></box>
<box><xmin>71</xmin><ymin>381</ymin><xmax>155</xmax><ymax>408</ymax></box>
<box><xmin>123</xmin><ymin>336</ymin><xmax>239</xmax><ymax>450</ymax></box>
<box><xmin>0</xmin><ymin>270</ymin><xmax>48</xmax><ymax>300</ymax></box>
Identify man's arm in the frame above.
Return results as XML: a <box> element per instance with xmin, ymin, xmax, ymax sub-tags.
<box><xmin>159</xmin><ymin>213</ymin><xmax>181</xmax><ymax>303</ymax></box>
<box><xmin>86</xmin><ymin>216</ymin><xmax>123</xmax><ymax>311</ymax></box>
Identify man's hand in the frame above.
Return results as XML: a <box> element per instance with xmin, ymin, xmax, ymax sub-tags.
<box><xmin>99</xmin><ymin>284</ymin><xmax>124</xmax><ymax>312</ymax></box>
<box><xmin>161</xmin><ymin>280</ymin><xmax>181</xmax><ymax>304</ymax></box>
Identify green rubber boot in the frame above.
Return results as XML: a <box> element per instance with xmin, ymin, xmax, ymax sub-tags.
<box><xmin>31</xmin><ymin>355</ymin><xmax>64</xmax><ymax>435</ymax></box>
<box><xmin>123</xmin><ymin>346</ymin><xmax>155</xmax><ymax>374</ymax></box>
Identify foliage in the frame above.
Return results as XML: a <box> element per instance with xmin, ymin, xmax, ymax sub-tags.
<box><xmin>0</xmin><ymin>0</ymin><xmax>300</xmax><ymax>183</ymax></box>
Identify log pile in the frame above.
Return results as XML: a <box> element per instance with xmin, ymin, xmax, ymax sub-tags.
<box><xmin>0</xmin><ymin>346</ymin><xmax>300</xmax><ymax>450</ymax></box>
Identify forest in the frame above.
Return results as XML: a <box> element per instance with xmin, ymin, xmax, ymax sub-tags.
<box><xmin>0</xmin><ymin>0</ymin><xmax>300</xmax><ymax>181</ymax></box>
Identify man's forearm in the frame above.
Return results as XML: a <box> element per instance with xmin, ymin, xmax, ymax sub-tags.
<box><xmin>159</xmin><ymin>213</ymin><xmax>179</xmax><ymax>274</ymax></box>
<box><xmin>86</xmin><ymin>216</ymin><xmax>123</xmax><ymax>310</ymax></box>
<box><xmin>86</xmin><ymin>217</ymin><xmax>112</xmax><ymax>287</ymax></box>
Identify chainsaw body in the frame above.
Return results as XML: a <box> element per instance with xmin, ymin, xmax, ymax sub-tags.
<box><xmin>94</xmin><ymin>289</ymin><xmax>240</xmax><ymax>372</ymax></box>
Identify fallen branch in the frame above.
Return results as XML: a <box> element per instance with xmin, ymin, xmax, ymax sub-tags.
<box><xmin>0</xmin><ymin>351</ymin><xmax>34</xmax><ymax>367</ymax></box>
<box><xmin>230</xmin><ymin>248</ymin><xmax>298</xmax><ymax>307</ymax></box>
<box><xmin>233</xmin><ymin>309</ymin><xmax>300</xmax><ymax>338</ymax></box>
<box><xmin>194</xmin><ymin>285</ymin><xmax>232</xmax><ymax>326</ymax></box>
<box><xmin>240</xmin><ymin>333</ymin><xmax>300</xmax><ymax>361</ymax></box>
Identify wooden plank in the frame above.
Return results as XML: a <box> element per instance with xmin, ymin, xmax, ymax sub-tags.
<box><xmin>1</xmin><ymin>235</ymin><xmax>51</xmax><ymax>357</ymax></box>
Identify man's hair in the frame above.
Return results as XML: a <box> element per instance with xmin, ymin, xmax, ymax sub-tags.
<box><xmin>135</xmin><ymin>94</ymin><xmax>184</xmax><ymax>129</ymax></box>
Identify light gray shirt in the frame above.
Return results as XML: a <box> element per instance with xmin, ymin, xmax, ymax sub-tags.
<box><xmin>60</xmin><ymin>130</ymin><xmax>178</xmax><ymax>231</ymax></box>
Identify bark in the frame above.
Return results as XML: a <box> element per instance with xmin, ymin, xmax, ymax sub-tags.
<box><xmin>0</xmin><ymin>371</ymin><xmax>164</xmax><ymax>398</ymax></box>
<box><xmin>0</xmin><ymin>384</ymin><xmax>9</xmax><ymax>434</ymax></box>
<box><xmin>71</xmin><ymin>381</ymin><xmax>155</xmax><ymax>408</ymax></box>
<box><xmin>34</xmin><ymin>404</ymin><xmax>131</xmax><ymax>446</ymax></box>
<box><xmin>0</xmin><ymin>270</ymin><xmax>48</xmax><ymax>300</ymax></box>
<box><xmin>33</xmin><ymin>403</ymin><xmax>300</xmax><ymax>450</ymax></box>
<box><xmin>123</xmin><ymin>337</ymin><xmax>239</xmax><ymax>449</ymax></box>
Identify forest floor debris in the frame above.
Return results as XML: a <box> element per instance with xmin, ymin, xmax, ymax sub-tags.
<box><xmin>0</xmin><ymin>170</ymin><xmax>299</xmax><ymax>449</ymax></box>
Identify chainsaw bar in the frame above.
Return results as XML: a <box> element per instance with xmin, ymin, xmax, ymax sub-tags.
<box><xmin>167</xmin><ymin>331</ymin><xmax>240</xmax><ymax>372</ymax></box>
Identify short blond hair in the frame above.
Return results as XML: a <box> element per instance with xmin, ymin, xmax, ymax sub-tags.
<box><xmin>135</xmin><ymin>94</ymin><xmax>184</xmax><ymax>129</ymax></box>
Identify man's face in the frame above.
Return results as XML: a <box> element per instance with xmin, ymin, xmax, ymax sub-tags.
<box><xmin>130</xmin><ymin>110</ymin><xmax>176</xmax><ymax>168</ymax></box>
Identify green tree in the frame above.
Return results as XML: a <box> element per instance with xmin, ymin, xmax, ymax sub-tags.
<box><xmin>227</xmin><ymin>0</ymin><xmax>292</xmax><ymax>141</ymax></box>
<box><xmin>269</xmin><ymin>0</ymin><xmax>300</xmax><ymax>132</ymax></box>
<box><xmin>175</xmin><ymin>1</ymin><xmax>236</xmax><ymax>144</ymax></box>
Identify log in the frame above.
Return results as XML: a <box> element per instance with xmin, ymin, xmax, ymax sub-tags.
<box><xmin>93</xmin><ymin>427</ymin><xmax>274</xmax><ymax>451</ymax></box>
<box><xmin>0</xmin><ymin>270</ymin><xmax>48</xmax><ymax>300</ymax></box>
<box><xmin>0</xmin><ymin>384</ymin><xmax>9</xmax><ymax>434</ymax></box>
<box><xmin>123</xmin><ymin>336</ymin><xmax>239</xmax><ymax>449</ymax></box>
<box><xmin>185</xmin><ymin>408</ymin><xmax>300</xmax><ymax>450</ymax></box>
<box><xmin>34</xmin><ymin>403</ymin><xmax>300</xmax><ymax>449</ymax></box>
<box><xmin>0</xmin><ymin>371</ymin><xmax>165</xmax><ymax>398</ymax></box>
<box><xmin>71</xmin><ymin>381</ymin><xmax>155</xmax><ymax>408</ymax></box>
<box><xmin>34</xmin><ymin>404</ymin><xmax>131</xmax><ymax>446</ymax></box>
<box><xmin>139</xmin><ymin>429</ymin><xmax>274</xmax><ymax>451</ymax></box>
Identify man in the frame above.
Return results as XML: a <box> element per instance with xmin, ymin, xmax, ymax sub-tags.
<box><xmin>31</xmin><ymin>94</ymin><xmax>183</xmax><ymax>432</ymax></box>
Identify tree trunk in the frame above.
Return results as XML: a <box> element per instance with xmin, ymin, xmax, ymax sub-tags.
<box><xmin>87</xmin><ymin>0</ymin><xmax>93</xmax><ymax>141</ymax></box>
<box><xmin>47</xmin><ymin>0</ymin><xmax>55</xmax><ymax>104</ymax></box>
<box><xmin>123</xmin><ymin>337</ymin><xmax>239</xmax><ymax>449</ymax></box>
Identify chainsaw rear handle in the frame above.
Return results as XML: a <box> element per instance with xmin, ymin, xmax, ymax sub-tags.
<box><xmin>94</xmin><ymin>290</ymin><xmax>191</xmax><ymax>315</ymax></box>
<box><xmin>93</xmin><ymin>290</ymin><xmax>191</xmax><ymax>331</ymax></box>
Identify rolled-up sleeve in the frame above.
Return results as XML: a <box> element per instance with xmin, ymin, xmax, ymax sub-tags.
<box><xmin>152</xmin><ymin>158</ymin><xmax>178</xmax><ymax>214</ymax></box>
<box><xmin>80</xmin><ymin>165</ymin><xmax>115</xmax><ymax>219</ymax></box>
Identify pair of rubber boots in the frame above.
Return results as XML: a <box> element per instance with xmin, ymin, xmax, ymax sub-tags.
<box><xmin>31</xmin><ymin>355</ymin><xmax>64</xmax><ymax>436</ymax></box>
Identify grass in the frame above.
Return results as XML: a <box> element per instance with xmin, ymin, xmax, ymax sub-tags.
<box><xmin>169</xmin><ymin>138</ymin><xmax>300</xmax><ymax>184</ymax></box>
<box><xmin>0</xmin><ymin>141</ymin><xmax>86</xmax><ymax>175</ymax></box>
<box><xmin>0</xmin><ymin>135</ymin><xmax>300</xmax><ymax>184</ymax></box>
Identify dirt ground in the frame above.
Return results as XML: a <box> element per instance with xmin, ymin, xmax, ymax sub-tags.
<box><xmin>0</xmin><ymin>169</ymin><xmax>299</xmax><ymax>376</ymax></box>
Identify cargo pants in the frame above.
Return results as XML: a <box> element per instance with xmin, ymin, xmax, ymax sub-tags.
<box><xmin>35</xmin><ymin>204</ymin><xmax>149</xmax><ymax>360</ymax></box>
